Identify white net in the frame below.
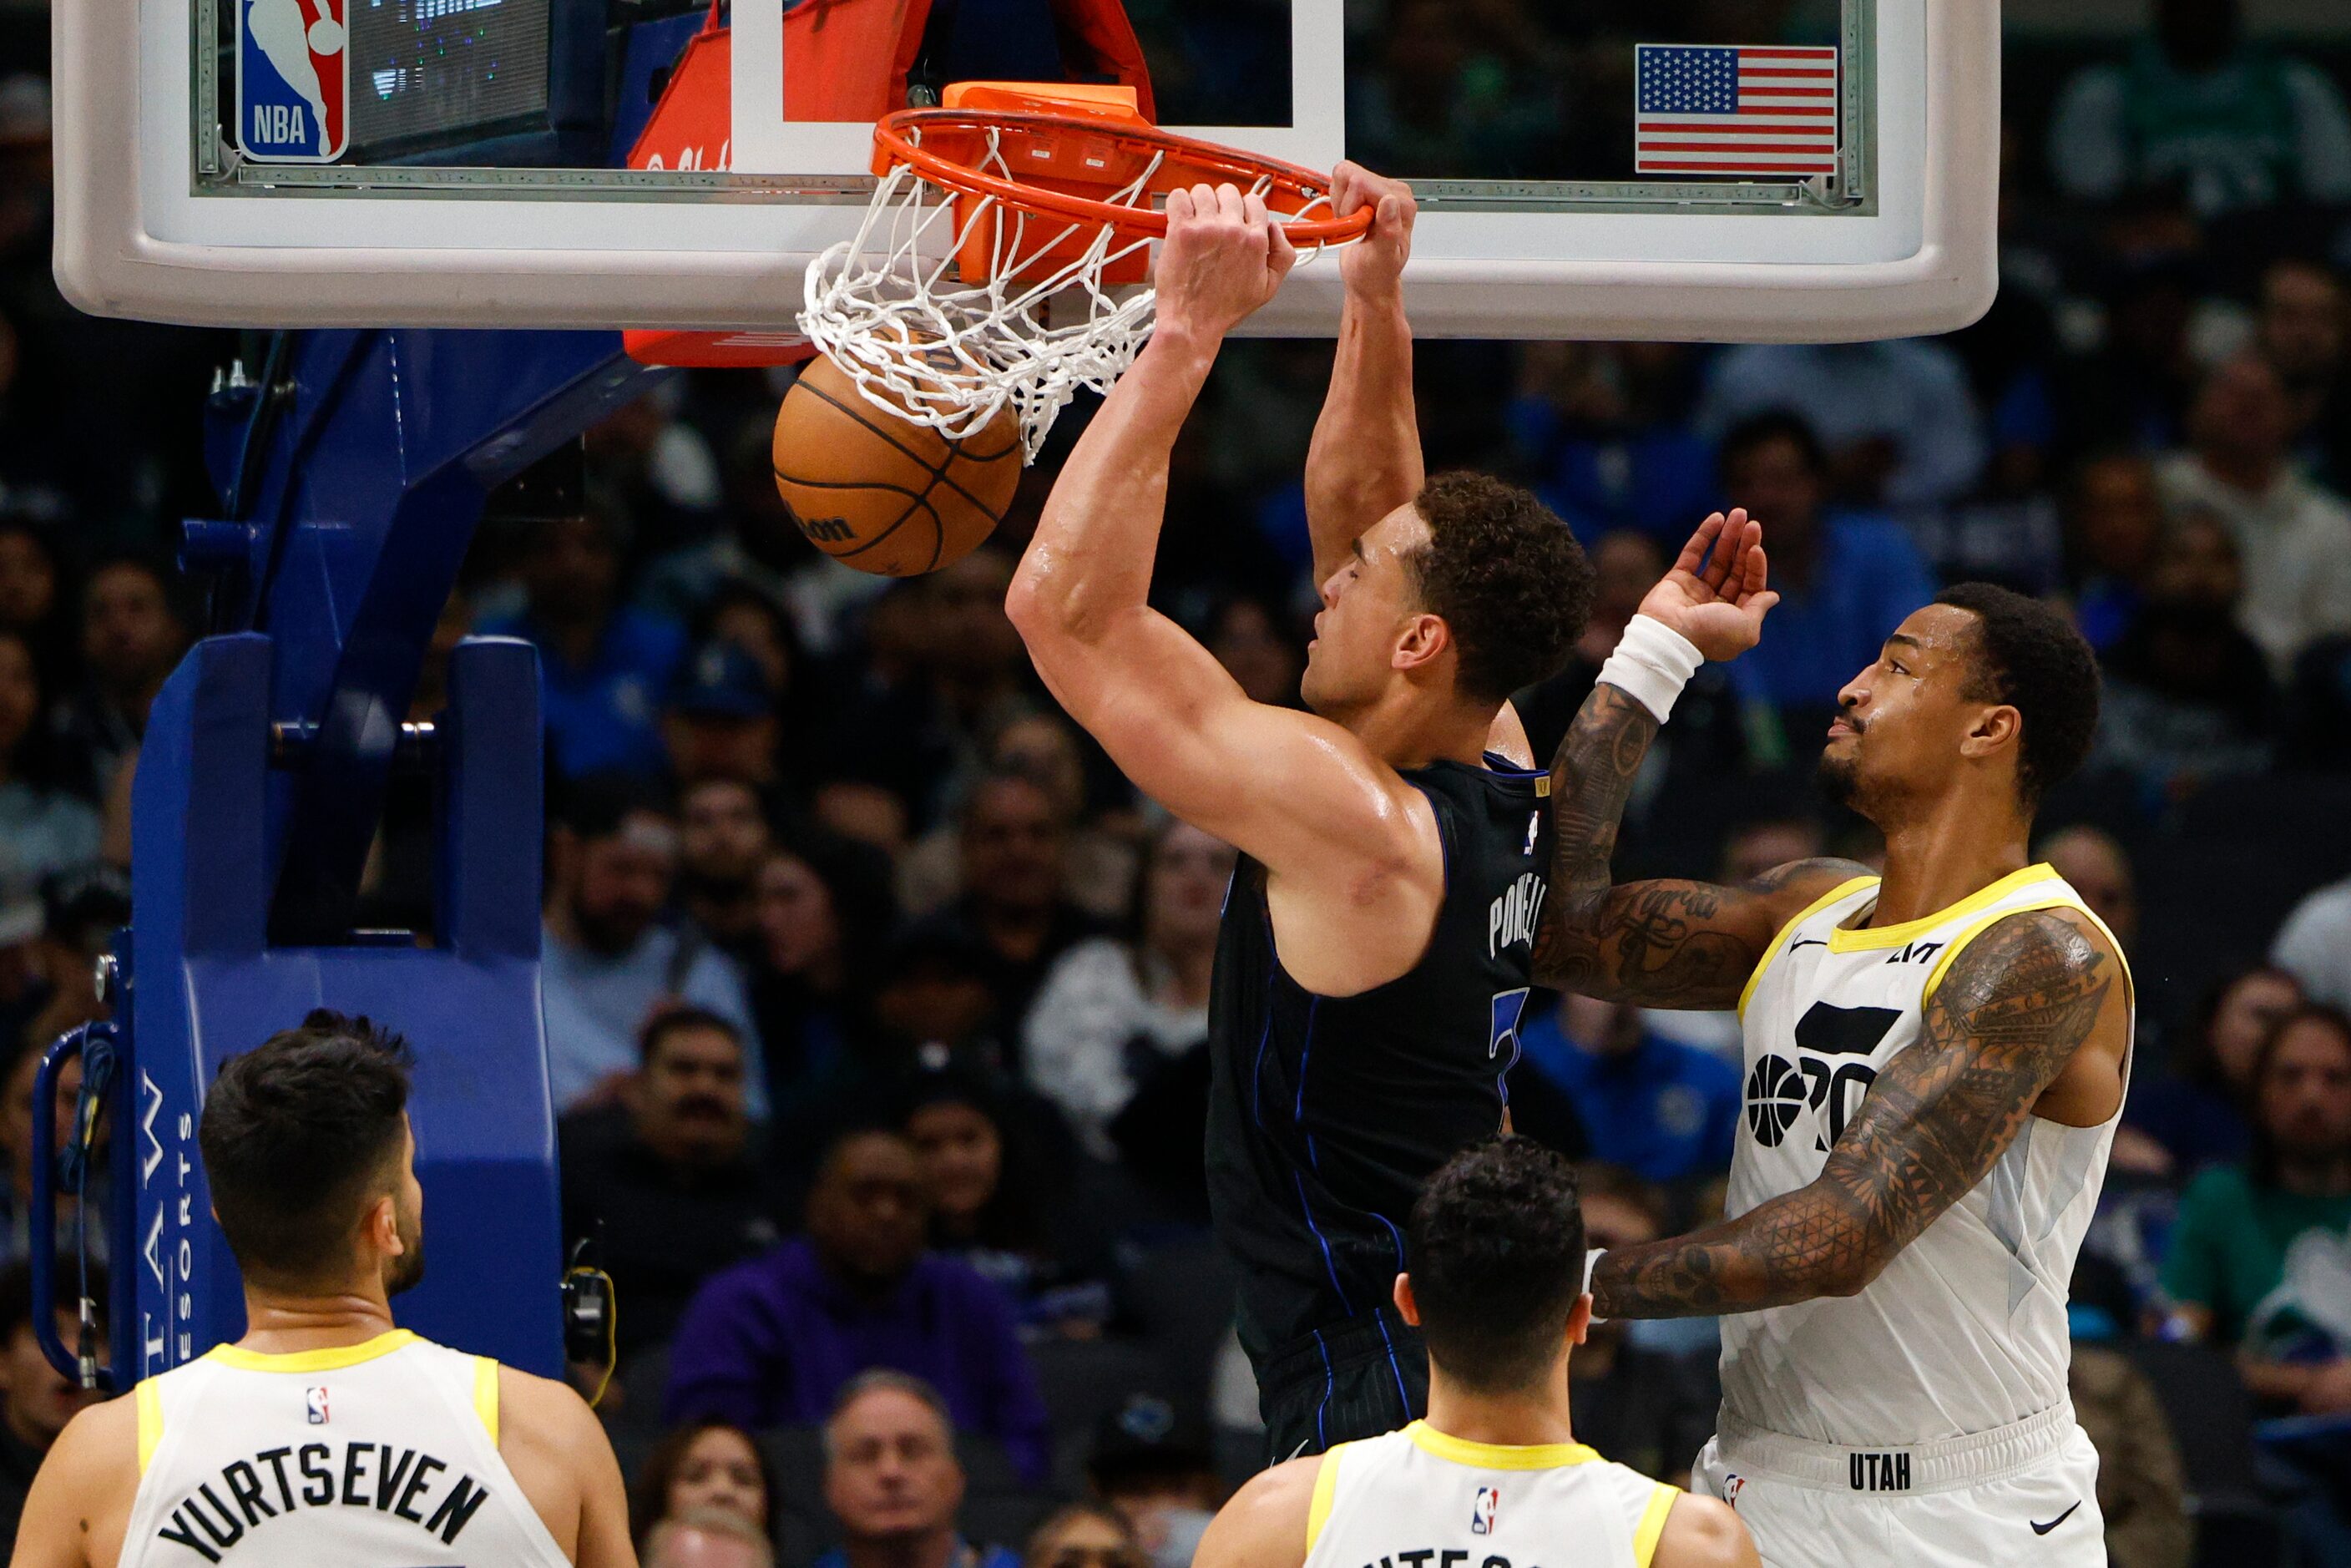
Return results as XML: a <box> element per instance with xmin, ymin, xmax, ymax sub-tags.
<box><xmin>800</xmin><ymin>123</ymin><xmax>1336</xmax><ymax>461</ymax></box>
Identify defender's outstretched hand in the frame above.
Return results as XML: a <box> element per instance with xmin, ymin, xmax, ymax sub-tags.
<box><xmin>1637</xmin><ymin>508</ymin><xmax>1779</xmax><ymax>661</ymax></box>
<box><xmin>1156</xmin><ymin>184</ymin><xmax>1298</xmax><ymax>342</ymax></box>
<box><xmin>1331</xmin><ymin>160</ymin><xmax>1414</xmax><ymax>296</ymax></box>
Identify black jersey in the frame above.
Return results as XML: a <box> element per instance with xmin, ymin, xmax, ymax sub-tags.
<box><xmin>1206</xmin><ymin>754</ymin><xmax>1550</xmax><ymax>1371</ymax></box>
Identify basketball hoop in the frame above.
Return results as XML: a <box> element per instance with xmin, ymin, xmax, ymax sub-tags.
<box><xmin>801</xmin><ymin>89</ymin><xmax>1370</xmax><ymax>460</ymax></box>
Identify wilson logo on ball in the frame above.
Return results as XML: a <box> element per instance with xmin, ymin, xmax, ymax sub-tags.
<box><xmin>799</xmin><ymin>515</ymin><xmax>857</xmax><ymax>543</ymax></box>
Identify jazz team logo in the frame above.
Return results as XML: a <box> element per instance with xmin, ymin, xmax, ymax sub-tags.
<box><xmin>237</xmin><ymin>0</ymin><xmax>349</xmax><ymax>162</ymax></box>
<box><xmin>1469</xmin><ymin>1486</ymin><xmax>1499</xmax><ymax>1535</ymax></box>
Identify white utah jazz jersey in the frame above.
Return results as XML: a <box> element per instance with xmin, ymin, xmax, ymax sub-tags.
<box><xmin>123</xmin><ymin>1329</ymin><xmax>572</xmax><ymax>1567</ymax></box>
<box><xmin>1303</xmin><ymin>1423</ymin><xmax>1681</xmax><ymax>1568</ymax></box>
<box><xmin>1723</xmin><ymin>864</ymin><xmax>2131</xmax><ymax>1449</ymax></box>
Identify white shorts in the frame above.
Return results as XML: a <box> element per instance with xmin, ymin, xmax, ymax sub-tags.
<box><xmin>1690</xmin><ymin>1405</ymin><xmax>2107</xmax><ymax>1568</ymax></box>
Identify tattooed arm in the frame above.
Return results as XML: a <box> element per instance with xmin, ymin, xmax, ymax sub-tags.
<box><xmin>1529</xmin><ymin>511</ymin><xmax>1857</xmax><ymax>1007</ymax></box>
<box><xmin>1591</xmin><ymin>908</ymin><xmax>2123</xmax><ymax>1318</ymax></box>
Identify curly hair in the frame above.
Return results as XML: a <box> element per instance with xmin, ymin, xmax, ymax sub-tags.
<box><xmin>1406</xmin><ymin>1136</ymin><xmax>1585</xmax><ymax>1393</ymax></box>
<box><xmin>1934</xmin><ymin>584</ymin><xmax>2101</xmax><ymax>809</ymax></box>
<box><xmin>1407</xmin><ymin>473</ymin><xmax>1595</xmax><ymax>705</ymax></box>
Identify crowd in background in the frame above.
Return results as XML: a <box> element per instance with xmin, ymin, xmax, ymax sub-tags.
<box><xmin>0</xmin><ymin>0</ymin><xmax>2344</xmax><ymax>1565</ymax></box>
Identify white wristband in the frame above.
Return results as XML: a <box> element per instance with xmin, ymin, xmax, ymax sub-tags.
<box><xmin>1595</xmin><ymin>615</ymin><xmax>1703</xmax><ymax>724</ymax></box>
<box><xmin>1583</xmin><ymin>1247</ymin><xmax>1608</xmax><ymax>1323</ymax></box>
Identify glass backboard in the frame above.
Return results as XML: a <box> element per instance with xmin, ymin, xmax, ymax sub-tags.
<box><xmin>56</xmin><ymin>0</ymin><xmax>1994</xmax><ymax>339</ymax></box>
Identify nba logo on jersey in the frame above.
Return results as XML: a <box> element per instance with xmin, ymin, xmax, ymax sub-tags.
<box><xmin>1469</xmin><ymin>1486</ymin><xmax>1499</xmax><ymax>1535</ymax></box>
<box><xmin>236</xmin><ymin>0</ymin><xmax>349</xmax><ymax>162</ymax></box>
<box><xmin>305</xmin><ymin>1386</ymin><xmax>328</xmax><ymax>1424</ymax></box>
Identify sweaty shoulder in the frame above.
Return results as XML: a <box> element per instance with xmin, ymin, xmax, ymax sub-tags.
<box><xmin>15</xmin><ymin>1393</ymin><xmax>140</xmax><ymax>1568</ymax></box>
<box><xmin>1196</xmin><ymin>1455</ymin><xmax>1322</xmax><ymax>1568</ymax></box>
<box><xmin>1651</xmin><ymin>1493</ymin><xmax>1758</xmax><ymax>1568</ymax></box>
<box><xmin>493</xmin><ymin>1363</ymin><xmax>615</xmax><ymax>1558</ymax></box>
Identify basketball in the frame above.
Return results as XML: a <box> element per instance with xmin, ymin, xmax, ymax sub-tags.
<box><xmin>771</xmin><ymin>354</ymin><xmax>1022</xmax><ymax>578</ymax></box>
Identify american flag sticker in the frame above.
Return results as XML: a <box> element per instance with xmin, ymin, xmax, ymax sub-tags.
<box><xmin>1633</xmin><ymin>44</ymin><xmax>1839</xmax><ymax>177</ymax></box>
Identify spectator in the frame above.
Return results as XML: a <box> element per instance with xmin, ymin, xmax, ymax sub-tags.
<box><xmin>2036</xmin><ymin>827</ymin><xmax>2139</xmax><ymax>953</ymax></box>
<box><xmin>746</xmin><ymin>834</ymin><xmax>897</xmax><ymax>1120</ymax></box>
<box><xmin>2272</xmin><ymin>861</ymin><xmax>2351</xmax><ymax>1014</ymax></box>
<box><xmin>631</xmin><ymin>1419</ymin><xmax>777</xmax><ymax>1545</ymax></box>
<box><xmin>1024</xmin><ymin>1503</ymin><xmax>1144</xmax><ymax>1568</ymax></box>
<box><xmin>0</xmin><ymin>1037</ymin><xmax>82</xmax><ymax>1267</ymax></box>
<box><xmin>1712</xmin><ymin>412</ymin><xmax>1939</xmax><ymax>726</ymax></box>
<box><xmin>50</xmin><ymin>558</ymin><xmax>183</xmax><ymax>804</ymax></box>
<box><xmin>2121</xmin><ymin>964</ymin><xmax>2301</xmax><ymax>1181</ymax></box>
<box><xmin>2093</xmin><ymin>511</ymin><xmax>2279</xmax><ymax>797</ymax></box>
<box><xmin>0</xmin><ymin>520</ymin><xmax>68</xmax><ymax>685</ymax></box>
<box><xmin>541</xmin><ymin>775</ymin><xmax>762</xmax><ymax>1115</ymax></box>
<box><xmin>1696</xmin><ymin>343</ymin><xmax>1988</xmax><ymax>510</ymax></box>
<box><xmin>1568</xmin><ymin>1167</ymin><xmax>1716</xmax><ymax>1486</ymax></box>
<box><xmin>665</xmin><ymin>642</ymin><xmax>781</xmax><ymax>790</ymax></box>
<box><xmin>0</xmin><ymin>630</ymin><xmax>96</xmax><ymax>890</ymax></box>
<box><xmin>2046</xmin><ymin>0</ymin><xmax>2351</xmax><ymax>218</ymax></box>
<box><xmin>1084</xmin><ymin>1398</ymin><xmax>1223</xmax><ymax>1568</ymax></box>
<box><xmin>665</xmin><ymin>1130</ymin><xmax>1051</xmax><ymax>1485</ymax></box>
<box><xmin>908</xmin><ymin>772</ymin><xmax>1106</xmax><ymax>1053</ymax></box>
<box><xmin>1202</xmin><ymin>596</ymin><xmax>1302</xmax><ymax>711</ymax></box>
<box><xmin>483</xmin><ymin>506</ymin><xmax>689</xmax><ymax>781</ymax></box>
<box><xmin>2257</xmin><ymin>257</ymin><xmax>2350</xmax><ymax>489</ymax></box>
<box><xmin>0</xmin><ymin>1257</ymin><xmax>101</xmax><ymax>1544</ymax></box>
<box><xmin>2156</xmin><ymin>352</ymin><xmax>2351</xmax><ymax>674</ymax></box>
<box><xmin>679</xmin><ymin>776</ymin><xmax>774</xmax><ymax>959</ymax></box>
<box><xmin>559</xmin><ymin>1009</ymin><xmax>784</xmax><ymax>1363</ymax></box>
<box><xmin>1022</xmin><ymin>820</ymin><xmax>1230</xmax><ymax>1162</ymax></box>
<box><xmin>1344</xmin><ymin>0</ymin><xmax>1566</xmax><ymax>182</ymax></box>
<box><xmin>903</xmin><ymin>1063</ymin><xmax>1110</xmax><ymax>1337</ymax></box>
<box><xmin>1720</xmin><ymin>814</ymin><xmax>1824</xmax><ymax>888</ymax></box>
<box><xmin>645</xmin><ymin>1507</ymin><xmax>776</xmax><ymax>1568</ymax></box>
<box><xmin>2065</xmin><ymin>453</ymin><xmax>2166</xmax><ymax>654</ymax></box>
<box><xmin>815</xmin><ymin>1371</ymin><xmax>1023</xmax><ymax>1568</ymax></box>
<box><xmin>1506</xmin><ymin>342</ymin><xmax>1716</xmax><ymax>548</ymax></box>
<box><xmin>1514</xmin><ymin>994</ymin><xmax>1740</xmax><ymax>1189</ymax></box>
<box><xmin>990</xmin><ymin>713</ymin><xmax>1138</xmax><ymax>924</ymax></box>
<box><xmin>2162</xmin><ymin>1004</ymin><xmax>2351</xmax><ymax>1399</ymax></box>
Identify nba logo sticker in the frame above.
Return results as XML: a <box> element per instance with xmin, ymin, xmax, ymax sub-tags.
<box><xmin>238</xmin><ymin>0</ymin><xmax>348</xmax><ymax>162</ymax></box>
<box><xmin>305</xmin><ymin>1386</ymin><xmax>329</xmax><ymax>1424</ymax></box>
<box><xmin>1469</xmin><ymin>1486</ymin><xmax>1499</xmax><ymax>1535</ymax></box>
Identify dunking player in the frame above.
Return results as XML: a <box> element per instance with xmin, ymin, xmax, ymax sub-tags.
<box><xmin>1006</xmin><ymin>167</ymin><xmax>1777</xmax><ymax>1459</ymax></box>
<box><xmin>14</xmin><ymin>1011</ymin><xmax>635</xmax><ymax>1567</ymax></box>
<box><xmin>1537</xmin><ymin>584</ymin><xmax>2129</xmax><ymax>1565</ymax></box>
<box><xmin>1197</xmin><ymin>1138</ymin><xmax>1756</xmax><ymax>1568</ymax></box>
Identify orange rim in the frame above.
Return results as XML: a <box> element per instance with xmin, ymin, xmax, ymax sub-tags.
<box><xmin>872</xmin><ymin>109</ymin><xmax>1373</xmax><ymax>246</ymax></box>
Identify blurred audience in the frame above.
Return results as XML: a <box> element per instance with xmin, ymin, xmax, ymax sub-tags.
<box><xmin>2272</xmin><ymin>860</ymin><xmax>2351</xmax><ymax>1014</ymax></box>
<box><xmin>1515</xmin><ymin>995</ymin><xmax>1739</xmax><ymax>1190</ymax></box>
<box><xmin>645</xmin><ymin>1507</ymin><xmax>777</xmax><ymax>1568</ymax></box>
<box><xmin>665</xmin><ymin>1130</ymin><xmax>1051</xmax><ymax>1485</ymax></box>
<box><xmin>1024</xmin><ymin>1503</ymin><xmax>1143</xmax><ymax>1568</ymax></box>
<box><xmin>632</xmin><ymin>1419</ymin><xmax>778</xmax><ymax>1545</ymax></box>
<box><xmin>1083</xmin><ymin>1399</ymin><xmax>1222</xmax><ymax>1568</ymax></box>
<box><xmin>1567</xmin><ymin>1167</ymin><xmax>1717</xmax><ymax>1487</ymax></box>
<box><xmin>0</xmin><ymin>630</ymin><xmax>94</xmax><ymax>890</ymax></box>
<box><xmin>679</xmin><ymin>776</ymin><xmax>776</xmax><ymax>959</ymax></box>
<box><xmin>52</xmin><ymin>558</ymin><xmax>182</xmax><ymax>803</ymax></box>
<box><xmin>541</xmin><ymin>774</ymin><xmax>763</xmax><ymax>1115</ymax></box>
<box><xmin>2120</xmin><ymin>964</ymin><xmax>2302</xmax><ymax>1181</ymax></box>
<box><xmin>1697</xmin><ymin>341</ymin><xmax>1989</xmax><ymax>511</ymax></box>
<box><xmin>0</xmin><ymin>1258</ymin><xmax>100</xmax><ymax>1541</ymax></box>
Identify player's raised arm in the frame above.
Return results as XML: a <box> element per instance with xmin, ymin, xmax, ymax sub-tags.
<box><xmin>1531</xmin><ymin>510</ymin><xmax>1858</xmax><ymax>1008</ymax></box>
<box><xmin>1302</xmin><ymin>163</ymin><xmax>1421</xmax><ymax>587</ymax></box>
<box><xmin>1593</xmin><ymin>907</ymin><xmax>2127</xmax><ymax>1318</ymax></box>
<box><xmin>1006</xmin><ymin>187</ymin><xmax>1428</xmax><ymax>903</ymax></box>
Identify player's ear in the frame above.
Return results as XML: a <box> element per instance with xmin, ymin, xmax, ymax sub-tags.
<box><xmin>1392</xmin><ymin>1273</ymin><xmax>1421</xmax><ymax>1327</ymax></box>
<box><xmin>367</xmin><ymin>1191</ymin><xmax>402</xmax><ymax>1256</ymax></box>
<box><xmin>1566</xmin><ymin>1293</ymin><xmax>1591</xmax><ymax>1348</ymax></box>
<box><xmin>1392</xmin><ymin>612</ymin><xmax>1450</xmax><ymax>677</ymax></box>
<box><xmin>1958</xmin><ymin>702</ymin><xmax>2020</xmax><ymax>764</ymax></box>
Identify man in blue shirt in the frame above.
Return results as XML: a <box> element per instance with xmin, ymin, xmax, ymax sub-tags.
<box><xmin>666</xmin><ymin>1129</ymin><xmax>1050</xmax><ymax>1486</ymax></box>
<box><xmin>483</xmin><ymin>507</ymin><xmax>688</xmax><ymax>781</ymax></box>
<box><xmin>1713</xmin><ymin>411</ymin><xmax>1939</xmax><ymax>731</ymax></box>
<box><xmin>1515</xmin><ymin>992</ymin><xmax>1741</xmax><ymax>1187</ymax></box>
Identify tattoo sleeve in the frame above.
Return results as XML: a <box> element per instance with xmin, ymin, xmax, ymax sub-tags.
<box><xmin>1529</xmin><ymin>680</ymin><xmax>1855</xmax><ymax>1008</ymax></box>
<box><xmin>1590</xmin><ymin>909</ymin><xmax>2115</xmax><ymax>1319</ymax></box>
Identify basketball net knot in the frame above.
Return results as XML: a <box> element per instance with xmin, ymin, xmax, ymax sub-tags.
<box><xmin>801</xmin><ymin>119</ymin><xmax>1348</xmax><ymax>461</ymax></box>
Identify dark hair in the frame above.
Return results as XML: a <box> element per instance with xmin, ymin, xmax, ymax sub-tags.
<box><xmin>1717</xmin><ymin>409</ymin><xmax>1828</xmax><ymax>478</ymax></box>
<box><xmin>898</xmin><ymin>1059</ymin><xmax>1043</xmax><ymax>1253</ymax></box>
<box><xmin>198</xmin><ymin>1010</ymin><xmax>414</xmax><ymax>1284</ymax></box>
<box><xmin>640</xmin><ymin>1006</ymin><xmax>744</xmax><ymax>1066</ymax></box>
<box><xmin>629</xmin><ymin>1419</ymin><xmax>778</xmax><ymax>1545</ymax></box>
<box><xmin>1933</xmin><ymin>584</ymin><xmax>2101</xmax><ymax>809</ymax></box>
<box><xmin>1407</xmin><ymin>473</ymin><xmax>1593</xmax><ymax>704</ymax></box>
<box><xmin>2247</xmin><ymin>1003</ymin><xmax>2351</xmax><ymax>1187</ymax></box>
<box><xmin>0</xmin><ymin>1257</ymin><xmax>105</xmax><ymax>1346</ymax></box>
<box><xmin>1026</xmin><ymin>1503</ymin><xmax>1142</xmax><ymax>1568</ymax></box>
<box><xmin>554</xmin><ymin>771</ymin><xmax>675</xmax><ymax>842</ymax></box>
<box><xmin>1406</xmin><ymin>1136</ymin><xmax>1585</xmax><ymax>1393</ymax></box>
<box><xmin>2180</xmin><ymin>963</ymin><xmax>2303</xmax><ymax>1094</ymax></box>
<box><xmin>0</xmin><ymin>626</ymin><xmax>66</xmax><ymax>789</ymax></box>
